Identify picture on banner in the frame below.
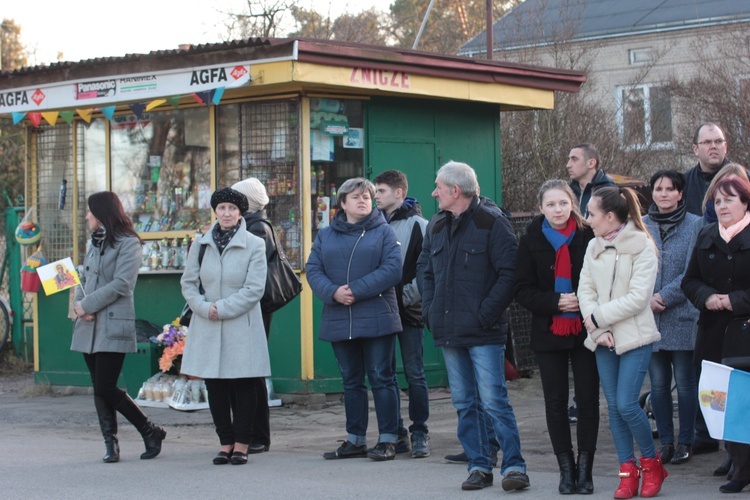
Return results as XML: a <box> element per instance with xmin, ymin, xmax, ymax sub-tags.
<box><xmin>38</xmin><ymin>257</ymin><xmax>81</xmax><ymax>296</ymax></box>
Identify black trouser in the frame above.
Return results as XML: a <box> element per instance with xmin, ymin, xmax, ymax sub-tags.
<box><xmin>248</xmin><ymin>311</ymin><xmax>273</xmax><ymax>446</ymax></box>
<box><xmin>205</xmin><ymin>378</ymin><xmax>259</xmax><ymax>446</ymax></box>
<box><xmin>727</xmin><ymin>441</ymin><xmax>750</xmax><ymax>481</ymax></box>
<box><xmin>535</xmin><ymin>346</ymin><xmax>600</xmax><ymax>455</ymax></box>
<box><xmin>83</xmin><ymin>351</ymin><xmax>147</xmax><ymax>430</ymax></box>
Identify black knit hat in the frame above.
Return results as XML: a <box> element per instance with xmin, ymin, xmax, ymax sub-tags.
<box><xmin>210</xmin><ymin>187</ymin><xmax>249</xmax><ymax>213</ymax></box>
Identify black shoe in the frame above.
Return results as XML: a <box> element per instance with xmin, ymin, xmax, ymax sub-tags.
<box><xmin>692</xmin><ymin>440</ymin><xmax>719</xmax><ymax>455</ymax></box>
<box><xmin>322</xmin><ymin>440</ymin><xmax>368</xmax><ymax>460</ymax></box>
<box><xmin>658</xmin><ymin>443</ymin><xmax>675</xmax><ymax>464</ymax></box>
<box><xmin>395</xmin><ymin>435</ymin><xmax>410</xmax><ymax>454</ymax></box>
<box><xmin>671</xmin><ymin>443</ymin><xmax>692</xmax><ymax>465</ymax></box>
<box><xmin>212</xmin><ymin>449</ymin><xmax>232</xmax><ymax>465</ymax></box>
<box><xmin>139</xmin><ymin>422</ymin><xmax>166</xmax><ymax>460</ymax></box>
<box><xmin>502</xmin><ymin>471</ymin><xmax>531</xmax><ymax>491</ymax></box>
<box><xmin>368</xmin><ymin>442</ymin><xmax>396</xmax><ymax>461</ymax></box>
<box><xmin>720</xmin><ymin>479</ymin><xmax>750</xmax><ymax>493</ymax></box>
<box><xmin>230</xmin><ymin>450</ymin><xmax>248</xmax><ymax>465</ymax></box>
<box><xmin>462</xmin><ymin>470</ymin><xmax>493</xmax><ymax>490</ymax></box>
<box><xmin>247</xmin><ymin>443</ymin><xmax>269</xmax><ymax>454</ymax></box>
<box><xmin>715</xmin><ymin>453</ymin><xmax>733</xmax><ymax>476</ymax></box>
<box><xmin>411</xmin><ymin>431</ymin><xmax>430</xmax><ymax>458</ymax></box>
<box><xmin>445</xmin><ymin>451</ymin><xmax>469</xmax><ymax>463</ymax></box>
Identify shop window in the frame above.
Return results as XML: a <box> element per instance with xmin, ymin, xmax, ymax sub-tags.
<box><xmin>309</xmin><ymin>98</ymin><xmax>365</xmax><ymax>243</ymax></box>
<box><xmin>217</xmin><ymin>99</ymin><xmax>302</xmax><ymax>267</ymax></box>
<box><xmin>76</xmin><ymin>119</ymin><xmax>107</xmax><ymax>263</ymax></box>
<box><xmin>110</xmin><ymin>107</ymin><xmax>213</xmax><ymax>236</ymax></box>
<box><xmin>617</xmin><ymin>84</ymin><xmax>672</xmax><ymax>148</ymax></box>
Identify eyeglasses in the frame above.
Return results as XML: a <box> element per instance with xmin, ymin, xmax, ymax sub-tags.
<box><xmin>697</xmin><ymin>139</ymin><xmax>726</xmax><ymax>147</ymax></box>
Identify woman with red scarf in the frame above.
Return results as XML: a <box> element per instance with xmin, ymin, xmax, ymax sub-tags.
<box><xmin>514</xmin><ymin>179</ymin><xmax>599</xmax><ymax>494</ymax></box>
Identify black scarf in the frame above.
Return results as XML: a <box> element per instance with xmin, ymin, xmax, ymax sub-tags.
<box><xmin>91</xmin><ymin>226</ymin><xmax>107</xmax><ymax>248</ymax></box>
<box><xmin>648</xmin><ymin>200</ymin><xmax>687</xmax><ymax>239</ymax></box>
<box><xmin>212</xmin><ymin>221</ymin><xmax>241</xmax><ymax>254</ymax></box>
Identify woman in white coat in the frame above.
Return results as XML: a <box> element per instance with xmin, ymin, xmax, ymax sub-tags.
<box><xmin>578</xmin><ymin>186</ymin><xmax>667</xmax><ymax>499</ymax></box>
<box><xmin>180</xmin><ymin>187</ymin><xmax>270</xmax><ymax>466</ymax></box>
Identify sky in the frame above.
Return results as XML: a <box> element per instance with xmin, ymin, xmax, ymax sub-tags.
<box><xmin>3</xmin><ymin>0</ymin><xmax>394</xmax><ymax>67</ymax></box>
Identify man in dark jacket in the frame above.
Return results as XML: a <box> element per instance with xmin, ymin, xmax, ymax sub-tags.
<box><xmin>417</xmin><ymin>161</ymin><xmax>529</xmax><ymax>492</ymax></box>
<box><xmin>683</xmin><ymin>122</ymin><xmax>730</xmax><ymax>216</ymax></box>
<box><xmin>374</xmin><ymin>170</ymin><xmax>430</xmax><ymax>459</ymax></box>
<box><xmin>567</xmin><ymin>143</ymin><xmax>615</xmax><ymax>218</ymax></box>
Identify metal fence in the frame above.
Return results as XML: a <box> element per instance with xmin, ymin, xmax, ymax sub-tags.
<box><xmin>507</xmin><ymin>213</ymin><xmax>535</xmax><ymax>376</ymax></box>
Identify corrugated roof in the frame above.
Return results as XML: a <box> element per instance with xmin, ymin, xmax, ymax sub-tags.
<box><xmin>460</xmin><ymin>0</ymin><xmax>750</xmax><ymax>54</ymax></box>
<box><xmin>0</xmin><ymin>37</ymin><xmax>585</xmax><ymax>94</ymax></box>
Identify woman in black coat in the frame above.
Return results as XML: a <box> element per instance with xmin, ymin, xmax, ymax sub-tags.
<box><xmin>232</xmin><ymin>177</ymin><xmax>278</xmax><ymax>455</ymax></box>
<box><xmin>682</xmin><ymin>176</ymin><xmax>750</xmax><ymax>494</ymax></box>
<box><xmin>514</xmin><ymin>179</ymin><xmax>599</xmax><ymax>494</ymax></box>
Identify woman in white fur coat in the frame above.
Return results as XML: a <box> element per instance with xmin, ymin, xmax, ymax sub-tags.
<box><xmin>578</xmin><ymin>186</ymin><xmax>666</xmax><ymax>499</ymax></box>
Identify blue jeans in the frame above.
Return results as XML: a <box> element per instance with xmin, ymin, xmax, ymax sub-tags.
<box><xmin>394</xmin><ymin>325</ymin><xmax>430</xmax><ymax>435</ymax></box>
<box><xmin>443</xmin><ymin>344</ymin><xmax>526</xmax><ymax>476</ymax></box>
<box><xmin>648</xmin><ymin>350</ymin><xmax>697</xmax><ymax>446</ymax></box>
<box><xmin>332</xmin><ymin>335</ymin><xmax>399</xmax><ymax>445</ymax></box>
<box><xmin>596</xmin><ymin>344</ymin><xmax>656</xmax><ymax>463</ymax></box>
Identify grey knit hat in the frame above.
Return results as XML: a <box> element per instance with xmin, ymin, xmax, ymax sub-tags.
<box><xmin>232</xmin><ymin>178</ymin><xmax>269</xmax><ymax>213</ymax></box>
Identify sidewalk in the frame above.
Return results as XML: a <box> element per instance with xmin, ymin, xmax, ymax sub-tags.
<box><xmin>0</xmin><ymin>373</ymin><xmax>731</xmax><ymax>499</ymax></box>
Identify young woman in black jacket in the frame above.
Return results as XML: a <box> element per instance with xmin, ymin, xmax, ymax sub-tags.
<box><xmin>514</xmin><ymin>179</ymin><xmax>599</xmax><ymax>494</ymax></box>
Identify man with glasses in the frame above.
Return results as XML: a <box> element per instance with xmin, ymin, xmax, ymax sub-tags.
<box><xmin>684</xmin><ymin>122</ymin><xmax>730</xmax><ymax>215</ymax></box>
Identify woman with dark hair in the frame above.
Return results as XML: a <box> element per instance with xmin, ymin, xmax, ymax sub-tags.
<box><xmin>682</xmin><ymin>175</ymin><xmax>750</xmax><ymax>494</ymax></box>
<box><xmin>306</xmin><ymin>177</ymin><xmax>403</xmax><ymax>461</ymax></box>
<box><xmin>514</xmin><ymin>179</ymin><xmax>599</xmax><ymax>494</ymax></box>
<box><xmin>578</xmin><ymin>186</ymin><xmax>667</xmax><ymax>499</ymax></box>
<box><xmin>643</xmin><ymin>170</ymin><xmax>700</xmax><ymax>466</ymax></box>
<box><xmin>180</xmin><ymin>187</ymin><xmax>270</xmax><ymax>466</ymax></box>
<box><xmin>71</xmin><ymin>191</ymin><xmax>166</xmax><ymax>463</ymax></box>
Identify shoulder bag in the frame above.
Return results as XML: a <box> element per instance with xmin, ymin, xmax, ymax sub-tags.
<box><xmin>722</xmin><ymin>317</ymin><xmax>750</xmax><ymax>371</ymax></box>
<box><xmin>179</xmin><ymin>243</ymin><xmax>206</xmax><ymax>326</ymax></box>
<box><xmin>260</xmin><ymin>220</ymin><xmax>302</xmax><ymax>314</ymax></box>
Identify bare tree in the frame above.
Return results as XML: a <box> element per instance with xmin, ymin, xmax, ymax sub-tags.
<box><xmin>219</xmin><ymin>0</ymin><xmax>296</xmax><ymax>39</ymax></box>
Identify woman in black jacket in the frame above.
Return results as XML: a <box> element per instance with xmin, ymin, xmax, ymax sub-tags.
<box><xmin>514</xmin><ymin>179</ymin><xmax>599</xmax><ymax>494</ymax></box>
<box><xmin>232</xmin><ymin>177</ymin><xmax>277</xmax><ymax>455</ymax></box>
<box><xmin>682</xmin><ymin>176</ymin><xmax>750</xmax><ymax>494</ymax></box>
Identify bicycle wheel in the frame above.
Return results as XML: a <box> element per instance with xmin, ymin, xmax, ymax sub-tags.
<box><xmin>0</xmin><ymin>299</ymin><xmax>10</xmax><ymax>351</ymax></box>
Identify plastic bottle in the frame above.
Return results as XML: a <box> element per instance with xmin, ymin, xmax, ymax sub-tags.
<box><xmin>317</xmin><ymin>168</ymin><xmax>326</xmax><ymax>195</ymax></box>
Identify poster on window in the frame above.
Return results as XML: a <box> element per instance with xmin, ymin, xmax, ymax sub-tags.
<box><xmin>343</xmin><ymin>128</ymin><xmax>363</xmax><ymax>149</ymax></box>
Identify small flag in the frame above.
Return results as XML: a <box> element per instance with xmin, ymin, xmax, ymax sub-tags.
<box><xmin>100</xmin><ymin>105</ymin><xmax>116</xmax><ymax>120</ymax></box>
<box><xmin>699</xmin><ymin>360</ymin><xmax>750</xmax><ymax>444</ymax></box>
<box><xmin>60</xmin><ymin>111</ymin><xmax>75</xmax><ymax>124</ymax></box>
<box><xmin>37</xmin><ymin>257</ymin><xmax>82</xmax><ymax>296</ymax></box>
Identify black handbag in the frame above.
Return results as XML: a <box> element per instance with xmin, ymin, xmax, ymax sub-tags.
<box><xmin>179</xmin><ymin>244</ymin><xmax>207</xmax><ymax>326</ymax></box>
<box><xmin>260</xmin><ymin>221</ymin><xmax>302</xmax><ymax>314</ymax></box>
<box><xmin>722</xmin><ymin>317</ymin><xmax>750</xmax><ymax>370</ymax></box>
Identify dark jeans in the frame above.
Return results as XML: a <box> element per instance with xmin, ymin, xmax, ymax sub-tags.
<box><xmin>648</xmin><ymin>349</ymin><xmax>697</xmax><ymax>446</ymax></box>
<box><xmin>394</xmin><ymin>325</ymin><xmax>429</xmax><ymax>435</ymax></box>
<box><xmin>535</xmin><ymin>346</ymin><xmax>600</xmax><ymax>455</ymax></box>
<box><xmin>331</xmin><ymin>334</ymin><xmax>399</xmax><ymax>445</ymax></box>
<box><xmin>83</xmin><ymin>351</ymin><xmax>147</xmax><ymax>429</ymax></box>
<box><xmin>205</xmin><ymin>378</ymin><xmax>259</xmax><ymax>446</ymax></box>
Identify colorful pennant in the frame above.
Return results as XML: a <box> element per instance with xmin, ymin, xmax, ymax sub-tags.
<box><xmin>27</xmin><ymin>112</ymin><xmax>42</xmax><ymax>127</ymax></box>
<box><xmin>60</xmin><ymin>111</ymin><xmax>75</xmax><ymax>124</ymax></box>
<box><xmin>129</xmin><ymin>102</ymin><xmax>146</xmax><ymax>119</ymax></box>
<box><xmin>76</xmin><ymin>108</ymin><xmax>93</xmax><ymax>123</ymax></box>
<box><xmin>100</xmin><ymin>106</ymin><xmax>116</xmax><ymax>120</ymax></box>
<box><xmin>145</xmin><ymin>99</ymin><xmax>166</xmax><ymax>112</ymax></box>
<box><xmin>12</xmin><ymin>112</ymin><xmax>26</xmax><ymax>125</ymax></box>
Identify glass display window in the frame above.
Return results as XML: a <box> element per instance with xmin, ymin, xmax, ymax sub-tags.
<box><xmin>310</xmin><ymin>98</ymin><xmax>365</xmax><ymax>242</ymax></box>
<box><xmin>110</xmin><ymin>107</ymin><xmax>213</xmax><ymax>236</ymax></box>
<box><xmin>217</xmin><ymin>99</ymin><xmax>302</xmax><ymax>267</ymax></box>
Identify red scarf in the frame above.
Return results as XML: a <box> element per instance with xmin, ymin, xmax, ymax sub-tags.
<box><xmin>541</xmin><ymin>217</ymin><xmax>582</xmax><ymax>336</ymax></box>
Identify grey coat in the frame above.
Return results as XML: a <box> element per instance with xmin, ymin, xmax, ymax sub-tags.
<box><xmin>180</xmin><ymin>219</ymin><xmax>271</xmax><ymax>379</ymax></box>
<box><xmin>643</xmin><ymin>212</ymin><xmax>700</xmax><ymax>351</ymax></box>
<box><xmin>70</xmin><ymin>236</ymin><xmax>142</xmax><ymax>354</ymax></box>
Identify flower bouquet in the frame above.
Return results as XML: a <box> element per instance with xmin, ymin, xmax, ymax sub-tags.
<box><xmin>154</xmin><ymin>321</ymin><xmax>187</xmax><ymax>374</ymax></box>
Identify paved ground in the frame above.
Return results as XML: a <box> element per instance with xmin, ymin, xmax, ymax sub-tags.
<box><xmin>0</xmin><ymin>371</ymin><xmax>734</xmax><ymax>499</ymax></box>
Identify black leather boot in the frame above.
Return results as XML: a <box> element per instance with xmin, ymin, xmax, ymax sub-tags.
<box><xmin>114</xmin><ymin>394</ymin><xmax>166</xmax><ymax>459</ymax></box>
<box><xmin>556</xmin><ymin>451</ymin><xmax>576</xmax><ymax>494</ymax></box>
<box><xmin>94</xmin><ymin>396</ymin><xmax>119</xmax><ymax>463</ymax></box>
<box><xmin>576</xmin><ymin>450</ymin><xmax>595</xmax><ymax>494</ymax></box>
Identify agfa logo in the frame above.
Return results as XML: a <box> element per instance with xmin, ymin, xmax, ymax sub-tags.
<box><xmin>32</xmin><ymin>89</ymin><xmax>46</xmax><ymax>106</ymax></box>
<box><xmin>231</xmin><ymin>66</ymin><xmax>248</xmax><ymax>80</ymax></box>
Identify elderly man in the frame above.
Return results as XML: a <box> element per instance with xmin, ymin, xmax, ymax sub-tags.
<box><xmin>417</xmin><ymin>161</ymin><xmax>529</xmax><ymax>492</ymax></box>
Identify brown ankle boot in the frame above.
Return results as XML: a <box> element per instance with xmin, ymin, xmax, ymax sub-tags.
<box><xmin>614</xmin><ymin>459</ymin><xmax>640</xmax><ymax>499</ymax></box>
<box><xmin>640</xmin><ymin>453</ymin><xmax>668</xmax><ymax>498</ymax></box>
